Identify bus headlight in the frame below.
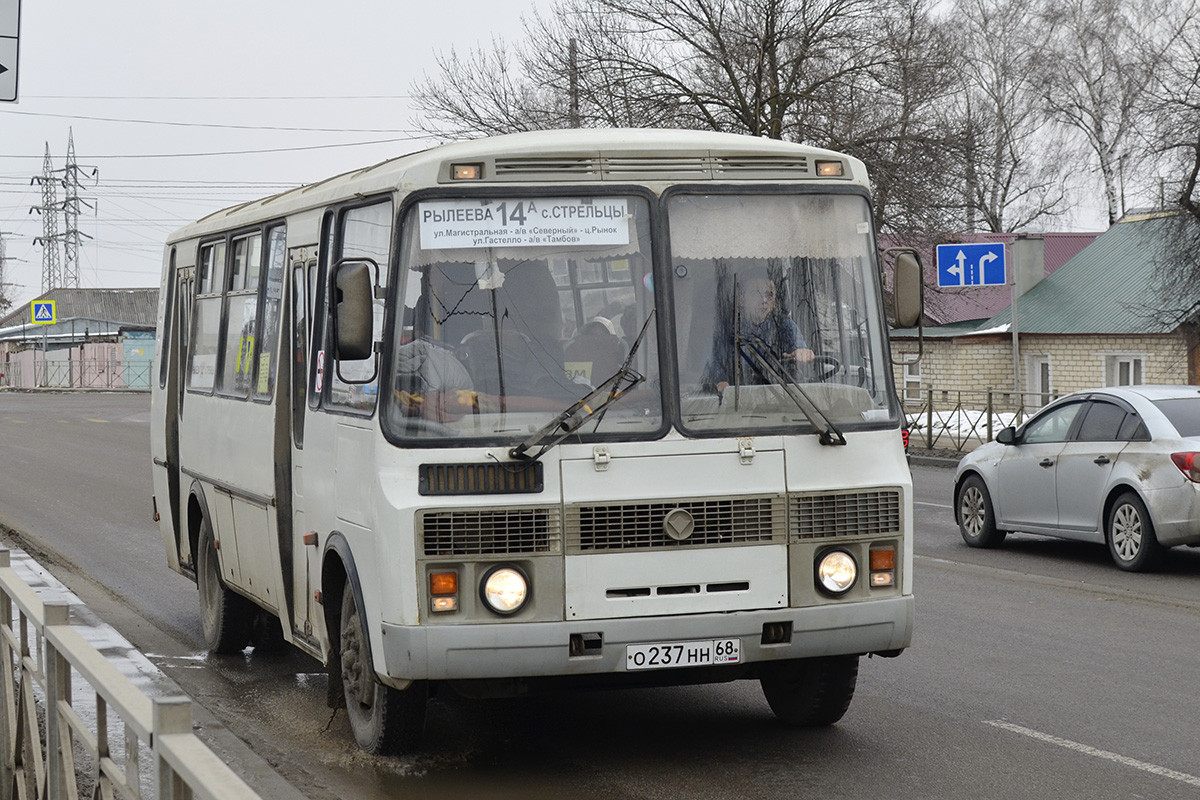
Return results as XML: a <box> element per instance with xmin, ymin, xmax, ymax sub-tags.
<box><xmin>480</xmin><ymin>566</ymin><xmax>529</xmax><ymax>615</ymax></box>
<box><xmin>816</xmin><ymin>550</ymin><xmax>858</xmax><ymax>595</ymax></box>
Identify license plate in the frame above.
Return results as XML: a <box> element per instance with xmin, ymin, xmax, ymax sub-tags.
<box><xmin>626</xmin><ymin>638</ymin><xmax>741</xmax><ymax>671</ymax></box>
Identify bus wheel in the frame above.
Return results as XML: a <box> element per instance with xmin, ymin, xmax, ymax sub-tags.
<box><xmin>759</xmin><ymin>655</ymin><xmax>859</xmax><ymax>726</ymax></box>
<box><xmin>339</xmin><ymin>582</ymin><xmax>427</xmax><ymax>754</ymax></box>
<box><xmin>197</xmin><ymin>517</ymin><xmax>252</xmax><ymax>654</ymax></box>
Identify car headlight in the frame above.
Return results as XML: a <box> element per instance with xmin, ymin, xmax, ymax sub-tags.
<box><xmin>480</xmin><ymin>565</ymin><xmax>530</xmax><ymax>615</ymax></box>
<box><xmin>816</xmin><ymin>550</ymin><xmax>858</xmax><ymax>595</ymax></box>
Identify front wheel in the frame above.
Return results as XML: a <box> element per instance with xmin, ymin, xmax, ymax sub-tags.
<box><xmin>1107</xmin><ymin>492</ymin><xmax>1163</xmax><ymax>572</ymax></box>
<box><xmin>759</xmin><ymin>655</ymin><xmax>859</xmax><ymax>726</ymax></box>
<box><xmin>957</xmin><ymin>474</ymin><xmax>1006</xmax><ymax>548</ymax></box>
<box><xmin>196</xmin><ymin>516</ymin><xmax>253</xmax><ymax>654</ymax></box>
<box><xmin>339</xmin><ymin>582</ymin><xmax>427</xmax><ymax>754</ymax></box>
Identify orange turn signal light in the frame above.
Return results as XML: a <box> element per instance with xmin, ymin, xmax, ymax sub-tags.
<box><xmin>869</xmin><ymin>549</ymin><xmax>895</xmax><ymax>571</ymax></box>
<box><xmin>430</xmin><ymin>571</ymin><xmax>458</xmax><ymax>596</ymax></box>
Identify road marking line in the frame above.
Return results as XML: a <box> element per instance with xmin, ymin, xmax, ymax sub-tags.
<box><xmin>986</xmin><ymin>720</ymin><xmax>1200</xmax><ymax>788</ymax></box>
<box><xmin>915</xmin><ymin>500</ymin><xmax>952</xmax><ymax>509</ymax></box>
<box><xmin>85</xmin><ymin>418</ymin><xmax>110</xmax><ymax>424</ymax></box>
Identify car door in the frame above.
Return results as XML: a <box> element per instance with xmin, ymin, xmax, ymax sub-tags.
<box><xmin>994</xmin><ymin>400</ymin><xmax>1085</xmax><ymax>531</ymax></box>
<box><xmin>1055</xmin><ymin>399</ymin><xmax>1130</xmax><ymax>538</ymax></box>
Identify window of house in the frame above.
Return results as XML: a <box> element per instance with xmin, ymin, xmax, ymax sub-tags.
<box><xmin>1026</xmin><ymin>355</ymin><xmax>1051</xmax><ymax>408</ymax></box>
<box><xmin>1105</xmin><ymin>354</ymin><xmax>1144</xmax><ymax>387</ymax></box>
<box><xmin>902</xmin><ymin>355</ymin><xmax>921</xmax><ymax>402</ymax></box>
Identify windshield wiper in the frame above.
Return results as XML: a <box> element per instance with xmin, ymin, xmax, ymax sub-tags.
<box><xmin>737</xmin><ymin>336</ymin><xmax>847</xmax><ymax>446</ymax></box>
<box><xmin>509</xmin><ymin>312</ymin><xmax>655</xmax><ymax>462</ymax></box>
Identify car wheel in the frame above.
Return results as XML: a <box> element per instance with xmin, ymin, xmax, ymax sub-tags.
<box><xmin>760</xmin><ymin>655</ymin><xmax>858</xmax><ymax>726</ymax></box>
<box><xmin>957</xmin><ymin>474</ymin><xmax>1006</xmax><ymax>548</ymax></box>
<box><xmin>196</xmin><ymin>516</ymin><xmax>253</xmax><ymax>655</ymax></box>
<box><xmin>1106</xmin><ymin>492</ymin><xmax>1163</xmax><ymax>572</ymax></box>
<box><xmin>339</xmin><ymin>582</ymin><xmax>427</xmax><ymax>754</ymax></box>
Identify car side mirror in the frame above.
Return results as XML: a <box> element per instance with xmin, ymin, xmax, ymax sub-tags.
<box><xmin>996</xmin><ymin>426</ymin><xmax>1017</xmax><ymax>445</ymax></box>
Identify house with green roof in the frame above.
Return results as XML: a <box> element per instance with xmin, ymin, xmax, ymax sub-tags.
<box><xmin>891</xmin><ymin>211</ymin><xmax>1196</xmax><ymax>412</ymax></box>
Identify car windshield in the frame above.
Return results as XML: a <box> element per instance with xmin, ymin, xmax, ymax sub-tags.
<box><xmin>384</xmin><ymin>194</ymin><xmax>663</xmax><ymax>444</ymax></box>
<box><xmin>1152</xmin><ymin>396</ymin><xmax>1200</xmax><ymax>437</ymax></box>
<box><xmin>669</xmin><ymin>191</ymin><xmax>897</xmax><ymax>434</ymax></box>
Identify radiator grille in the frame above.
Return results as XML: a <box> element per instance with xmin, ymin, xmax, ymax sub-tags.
<box><xmin>566</xmin><ymin>496</ymin><xmax>785</xmax><ymax>552</ymax></box>
<box><xmin>791</xmin><ymin>490</ymin><xmax>901</xmax><ymax>540</ymax></box>
<box><xmin>420</xmin><ymin>507</ymin><xmax>561</xmax><ymax>556</ymax></box>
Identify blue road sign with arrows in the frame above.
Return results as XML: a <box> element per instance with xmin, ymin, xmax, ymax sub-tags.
<box><xmin>936</xmin><ymin>243</ymin><xmax>1006</xmax><ymax>288</ymax></box>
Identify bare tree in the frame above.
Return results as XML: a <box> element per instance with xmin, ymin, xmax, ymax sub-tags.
<box><xmin>1036</xmin><ymin>0</ymin><xmax>1181</xmax><ymax>225</ymax></box>
<box><xmin>948</xmin><ymin>0</ymin><xmax>1071</xmax><ymax>232</ymax></box>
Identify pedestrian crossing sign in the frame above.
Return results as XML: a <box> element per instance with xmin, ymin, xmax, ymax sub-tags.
<box><xmin>31</xmin><ymin>300</ymin><xmax>55</xmax><ymax>325</ymax></box>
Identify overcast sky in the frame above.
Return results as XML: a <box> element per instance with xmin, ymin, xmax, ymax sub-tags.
<box><xmin>0</xmin><ymin>0</ymin><xmax>551</xmax><ymax>309</ymax></box>
<box><xmin>2</xmin><ymin>0</ymin><xmax>1109</xmax><ymax>312</ymax></box>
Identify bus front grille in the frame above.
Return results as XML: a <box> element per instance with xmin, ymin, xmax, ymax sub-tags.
<box><xmin>566</xmin><ymin>496</ymin><xmax>784</xmax><ymax>552</ymax></box>
<box><xmin>419</xmin><ymin>507</ymin><xmax>561</xmax><ymax>556</ymax></box>
<box><xmin>791</xmin><ymin>490</ymin><xmax>901</xmax><ymax>540</ymax></box>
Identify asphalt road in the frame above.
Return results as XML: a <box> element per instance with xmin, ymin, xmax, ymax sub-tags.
<box><xmin>2</xmin><ymin>391</ymin><xmax>1199</xmax><ymax>800</ymax></box>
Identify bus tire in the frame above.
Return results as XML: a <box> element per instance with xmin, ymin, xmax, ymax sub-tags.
<box><xmin>339</xmin><ymin>582</ymin><xmax>427</xmax><ymax>754</ymax></box>
<box><xmin>197</xmin><ymin>517</ymin><xmax>253</xmax><ymax>655</ymax></box>
<box><xmin>759</xmin><ymin>655</ymin><xmax>858</xmax><ymax>726</ymax></box>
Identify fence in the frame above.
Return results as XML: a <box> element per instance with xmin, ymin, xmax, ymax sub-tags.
<box><xmin>903</xmin><ymin>387</ymin><xmax>1060</xmax><ymax>454</ymax></box>
<box><xmin>0</xmin><ymin>548</ymin><xmax>263</xmax><ymax>800</ymax></box>
<box><xmin>0</xmin><ymin>361</ymin><xmax>152</xmax><ymax>391</ymax></box>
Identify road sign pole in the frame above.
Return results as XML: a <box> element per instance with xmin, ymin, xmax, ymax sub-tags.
<box><xmin>1011</xmin><ymin>243</ymin><xmax>1021</xmax><ymax>400</ymax></box>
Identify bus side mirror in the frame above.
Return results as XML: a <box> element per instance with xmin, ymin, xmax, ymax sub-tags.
<box><xmin>893</xmin><ymin>252</ymin><xmax>924</xmax><ymax>329</ymax></box>
<box><xmin>333</xmin><ymin>260</ymin><xmax>375</xmax><ymax>361</ymax></box>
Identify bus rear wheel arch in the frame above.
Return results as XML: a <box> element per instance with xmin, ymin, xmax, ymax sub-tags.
<box><xmin>196</xmin><ymin>513</ymin><xmax>253</xmax><ymax>654</ymax></box>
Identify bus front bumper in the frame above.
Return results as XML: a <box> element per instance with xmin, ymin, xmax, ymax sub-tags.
<box><xmin>379</xmin><ymin>595</ymin><xmax>913</xmax><ymax>681</ymax></box>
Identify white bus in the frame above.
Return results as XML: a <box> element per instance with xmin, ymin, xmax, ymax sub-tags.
<box><xmin>150</xmin><ymin>128</ymin><xmax>923</xmax><ymax>754</ymax></box>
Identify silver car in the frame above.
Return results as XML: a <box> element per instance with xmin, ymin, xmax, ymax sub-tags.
<box><xmin>953</xmin><ymin>385</ymin><xmax>1200</xmax><ymax>571</ymax></box>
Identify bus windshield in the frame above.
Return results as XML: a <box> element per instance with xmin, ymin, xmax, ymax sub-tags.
<box><xmin>670</xmin><ymin>191</ymin><xmax>896</xmax><ymax>434</ymax></box>
<box><xmin>385</xmin><ymin>193</ymin><xmax>664</xmax><ymax>443</ymax></box>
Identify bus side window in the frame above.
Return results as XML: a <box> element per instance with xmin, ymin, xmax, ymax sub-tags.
<box><xmin>253</xmin><ymin>226</ymin><xmax>286</xmax><ymax>400</ymax></box>
<box><xmin>326</xmin><ymin>199</ymin><xmax>392</xmax><ymax>413</ymax></box>
<box><xmin>187</xmin><ymin>240</ymin><xmax>225</xmax><ymax>393</ymax></box>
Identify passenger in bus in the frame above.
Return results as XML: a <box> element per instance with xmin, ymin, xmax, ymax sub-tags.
<box><xmin>703</xmin><ymin>267</ymin><xmax>814</xmax><ymax>392</ymax></box>
<box><xmin>392</xmin><ymin>339</ymin><xmax>476</xmax><ymax>425</ymax></box>
<box><xmin>564</xmin><ymin>317</ymin><xmax>626</xmax><ymax>387</ymax></box>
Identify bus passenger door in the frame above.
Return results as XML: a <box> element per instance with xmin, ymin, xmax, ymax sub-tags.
<box><xmin>150</xmin><ymin>253</ymin><xmax>193</xmax><ymax>573</ymax></box>
<box><xmin>287</xmin><ymin>250</ymin><xmax>320</xmax><ymax>642</ymax></box>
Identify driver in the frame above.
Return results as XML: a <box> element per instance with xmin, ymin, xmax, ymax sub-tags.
<box><xmin>703</xmin><ymin>267</ymin><xmax>814</xmax><ymax>392</ymax></box>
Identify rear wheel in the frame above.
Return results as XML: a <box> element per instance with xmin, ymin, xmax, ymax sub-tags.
<box><xmin>1107</xmin><ymin>492</ymin><xmax>1163</xmax><ymax>572</ymax></box>
<box><xmin>957</xmin><ymin>474</ymin><xmax>1006</xmax><ymax>548</ymax></box>
<box><xmin>196</xmin><ymin>516</ymin><xmax>253</xmax><ymax>654</ymax></box>
<box><xmin>760</xmin><ymin>655</ymin><xmax>859</xmax><ymax>726</ymax></box>
<box><xmin>339</xmin><ymin>582</ymin><xmax>427</xmax><ymax>754</ymax></box>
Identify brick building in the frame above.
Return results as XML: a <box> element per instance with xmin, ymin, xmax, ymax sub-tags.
<box><xmin>891</xmin><ymin>211</ymin><xmax>1195</xmax><ymax>414</ymax></box>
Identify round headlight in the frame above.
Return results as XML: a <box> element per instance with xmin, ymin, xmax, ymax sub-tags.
<box><xmin>816</xmin><ymin>550</ymin><xmax>858</xmax><ymax>595</ymax></box>
<box><xmin>481</xmin><ymin>566</ymin><xmax>529</xmax><ymax>615</ymax></box>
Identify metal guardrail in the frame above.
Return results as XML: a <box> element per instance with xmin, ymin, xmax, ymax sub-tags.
<box><xmin>903</xmin><ymin>388</ymin><xmax>1059</xmax><ymax>454</ymax></box>
<box><xmin>0</xmin><ymin>549</ymin><xmax>263</xmax><ymax>800</ymax></box>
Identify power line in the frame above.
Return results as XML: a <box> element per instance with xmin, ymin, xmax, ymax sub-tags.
<box><xmin>0</xmin><ymin>108</ymin><xmax>420</xmax><ymax>134</ymax></box>
<box><xmin>0</xmin><ymin>135</ymin><xmax>430</xmax><ymax>160</ymax></box>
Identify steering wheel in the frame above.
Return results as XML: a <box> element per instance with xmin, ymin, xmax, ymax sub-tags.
<box><xmin>792</xmin><ymin>353</ymin><xmax>841</xmax><ymax>382</ymax></box>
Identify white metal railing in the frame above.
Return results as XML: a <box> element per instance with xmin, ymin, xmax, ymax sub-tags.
<box><xmin>0</xmin><ymin>548</ymin><xmax>264</xmax><ymax>800</ymax></box>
